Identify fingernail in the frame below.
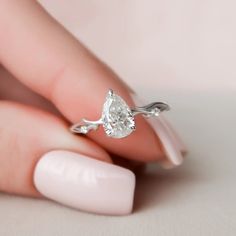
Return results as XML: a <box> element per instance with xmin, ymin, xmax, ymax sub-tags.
<box><xmin>148</xmin><ymin>117</ymin><xmax>183</xmax><ymax>167</ymax></box>
<box><xmin>34</xmin><ymin>150</ymin><xmax>135</xmax><ymax>215</ymax></box>
<box><xmin>158</xmin><ymin>115</ymin><xmax>187</xmax><ymax>154</ymax></box>
<box><xmin>130</xmin><ymin>93</ymin><xmax>184</xmax><ymax>168</ymax></box>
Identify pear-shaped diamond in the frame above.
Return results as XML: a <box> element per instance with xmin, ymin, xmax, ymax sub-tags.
<box><xmin>102</xmin><ymin>90</ymin><xmax>135</xmax><ymax>138</ymax></box>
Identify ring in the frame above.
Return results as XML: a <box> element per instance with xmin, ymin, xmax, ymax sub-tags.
<box><xmin>70</xmin><ymin>89</ymin><xmax>170</xmax><ymax>138</ymax></box>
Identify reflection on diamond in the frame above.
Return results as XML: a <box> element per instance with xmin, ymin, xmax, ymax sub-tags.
<box><xmin>102</xmin><ymin>90</ymin><xmax>135</xmax><ymax>138</ymax></box>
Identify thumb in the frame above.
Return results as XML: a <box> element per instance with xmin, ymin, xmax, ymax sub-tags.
<box><xmin>0</xmin><ymin>101</ymin><xmax>135</xmax><ymax>215</ymax></box>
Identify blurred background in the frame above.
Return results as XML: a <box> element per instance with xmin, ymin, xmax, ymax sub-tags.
<box><xmin>41</xmin><ymin>0</ymin><xmax>236</xmax><ymax>92</ymax></box>
<box><xmin>1</xmin><ymin>1</ymin><xmax>235</xmax><ymax>235</ymax></box>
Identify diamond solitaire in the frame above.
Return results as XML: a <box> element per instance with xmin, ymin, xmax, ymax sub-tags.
<box><xmin>70</xmin><ymin>89</ymin><xmax>170</xmax><ymax>139</ymax></box>
<box><xmin>102</xmin><ymin>90</ymin><xmax>135</xmax><ymax>138</ymax></box>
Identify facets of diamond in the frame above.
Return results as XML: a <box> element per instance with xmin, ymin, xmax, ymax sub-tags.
<box><xmin>102</xmin><ymin>90</ymin><xmax>135</xmax><ymax>138</ymax></box>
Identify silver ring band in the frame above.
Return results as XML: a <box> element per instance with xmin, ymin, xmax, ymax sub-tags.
<box><xmin>70</xmin><ymin>89</ymin><xmax>170</xmax><ymax>138</ymax></box>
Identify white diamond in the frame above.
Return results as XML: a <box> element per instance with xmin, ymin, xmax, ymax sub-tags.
<box><xmin>102</xmin><ymin>90</ymin><xmax>135</xmax><ymax>138</ymax></box>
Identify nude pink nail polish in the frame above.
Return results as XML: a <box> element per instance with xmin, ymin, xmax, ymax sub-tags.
<box><xmin>130</xmin><ymin>93</ymin><xmax>184</xmax><ymax>168</ymax></box>
<box><xmin>34</xmin><ymin>150</ymin><xmax>135</xmax><ymax>215</ymax></box>
<box><xmin>147</xmin><ymin>117</ymin><xmax>183</xmax><ymax>166</ymax></box>
<box><xmin>158</xmin><ymin>115</ymin><xmax>187</xmax><ymax>154</ymax></box>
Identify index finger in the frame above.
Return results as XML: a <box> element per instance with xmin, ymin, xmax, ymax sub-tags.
<box><xmin>0</xmin><ymin>1</ymin><xmax>177</xmax><ymax>163</ymax></box>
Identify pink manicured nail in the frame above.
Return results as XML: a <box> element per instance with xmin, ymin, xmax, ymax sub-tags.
<box><xmin>147</xmin><ymin>117</ymin><xmax>183</xmax><ymax>167</ymax></box>
<box><xmin>158</xmin><ymin>115</ymin><xmax>187</xmax><ymax>154</ymax></box>
<box><xmin>130</xmin><ymin>93</ymin><xmax>184</xmax><ymax>168</ymax></box>
<box><xmin>34</xmin><ymin>150</ymin><xmax>135</xmax><ymax>215</ymax></box>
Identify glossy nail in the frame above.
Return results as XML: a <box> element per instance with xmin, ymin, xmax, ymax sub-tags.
<box><xmin>158</xmin><ymin>115</ymin><xmax>187</xmax><ymax>154</ymax></box>
<box><xmin>130</xmin><ymin>93</ymin><xmax>184</xmax><ymax>168</ymax></box>
<box><xmin>34</xmin><ymin>150</ymin><xmax>135</xmax><ymax>215</ymax></box>
<box><xmin>147</xmin><ymin>116</ymin><xmax>183</xmax><ymax>167</ymax></box>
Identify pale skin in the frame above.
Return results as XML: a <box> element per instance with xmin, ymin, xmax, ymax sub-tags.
<box><xmin>0</xmin><ymin>1</ymin><xmax>166</xmax><ymax>198</ymax></box>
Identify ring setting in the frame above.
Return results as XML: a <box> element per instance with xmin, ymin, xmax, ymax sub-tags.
<box><xmin>70</xmin><ymin>89</ymin><xmax>170</xmax><ymax>139</ymax></box>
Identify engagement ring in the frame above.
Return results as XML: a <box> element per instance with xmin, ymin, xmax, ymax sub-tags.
<box><xmin>70</xmin><ymin>89</ymin><xmax>170</xmax><ymax>138</ymax></box>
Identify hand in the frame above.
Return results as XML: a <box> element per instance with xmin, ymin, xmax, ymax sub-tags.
<box><xmin>0</xmin><ymin>1</ymin><xmax>185</xmax><ymax>215</ymax></box>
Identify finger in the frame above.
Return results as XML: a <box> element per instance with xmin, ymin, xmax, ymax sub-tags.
<box><xmin>0</xmin><ymin>1</ymin><xmax>176</xmax><ymax>164</ymax></box>
<box><xmin>0</xmin><ymin>101</ymin><xmax>135</xmax><ymax>215</ymax></box>
<box><xmin>0</xmin><ymin>66</ymin><xmax>151</xmax><ymax>171</ymax></box>
<box><xmin>0</xmin><ymin>65</ymin><xmax>59</xmax><ymax>115</ymax></box>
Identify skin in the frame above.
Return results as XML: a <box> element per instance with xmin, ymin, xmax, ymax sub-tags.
<box><xmin>0</xmin><ymin>0</ymin><xmax>165</xmax><ymax>197</ymax></box>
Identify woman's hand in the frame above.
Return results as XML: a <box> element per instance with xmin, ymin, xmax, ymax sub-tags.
<box><xmin>0</xmin><ymin>0</ymin><xmax>185</xmax><ymax>215</ymax></box>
